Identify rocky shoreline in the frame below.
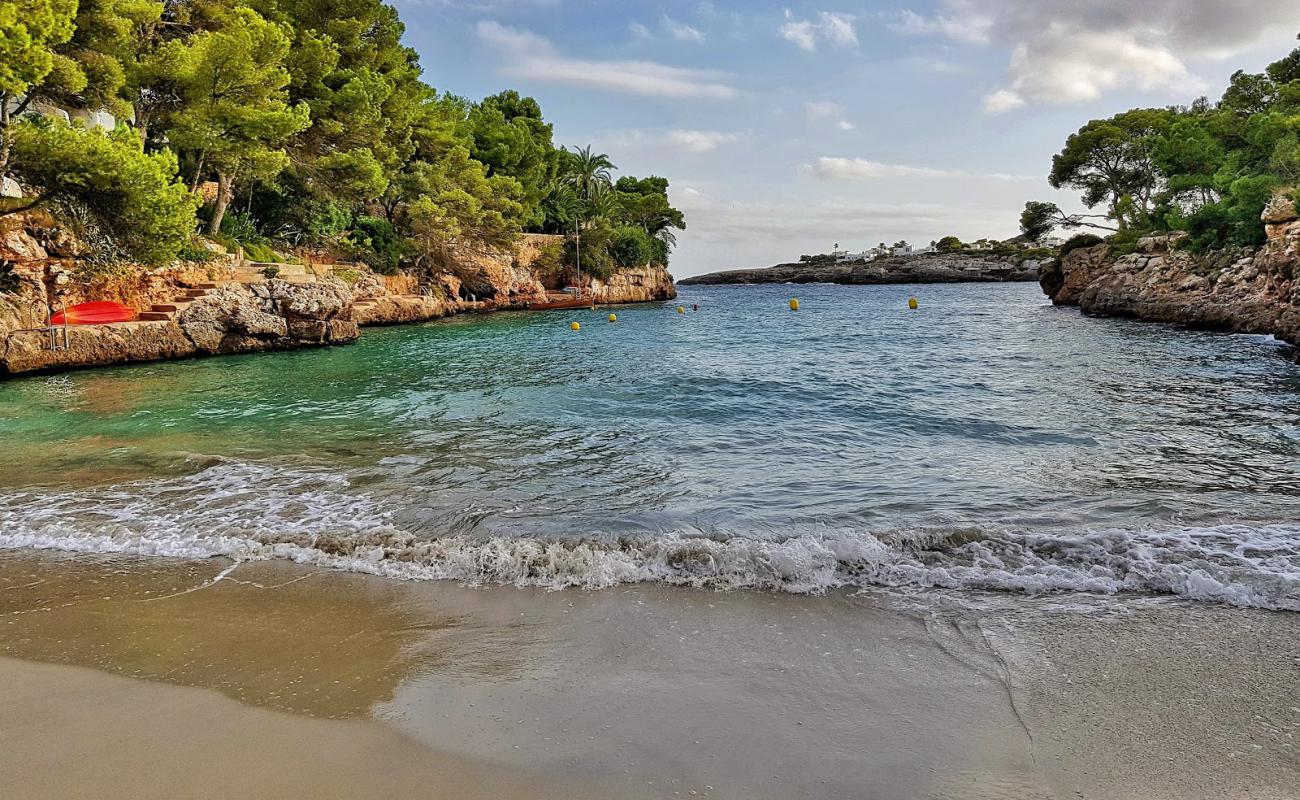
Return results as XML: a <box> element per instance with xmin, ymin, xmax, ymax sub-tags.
<box><xmin>0</xmin><ymin>223</ymin><xmax>676</xmax><ymax>377</ymax></box>
<box><xmin>1040</xmin><ymin>192</ymin><xmax>1300</xmax><ymax>348</ymax></box>
<box><xmin>679</xmin><ymin>251</ymin><xmax>1044</xmax><ymax>286</ymax></box>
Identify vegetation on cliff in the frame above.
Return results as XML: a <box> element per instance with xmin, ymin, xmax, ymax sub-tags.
<box><xmin>0</xmin><ymin>0</ymin><xmax>684</xmax><ymax>274</ymax></box>
<box><xmin>1022</xmin><ymin>37</ymin><xmax>1300</xmax><ymax>253</ymax></box>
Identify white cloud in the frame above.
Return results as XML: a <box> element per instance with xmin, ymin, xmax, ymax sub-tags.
<box><xmin>803</xmin><ymin>157</ymin><xmax>1036</xmax><ymax>182</ymax></box>
<box><xmin>981</xmin><ymin>88</ymin><xmax>1025</xmax><ymax>113</ymax></box>
<box><xmin>664</xmin><ymin>15</ymin><xmax>706</xmax><ymax>43</ymax></box>
<box><xmin>886</xmin><ymin>0</ymin><xmax>1291</xmax><ymax>110</ymax></box>
<box><xmin>805</xmin><ymin>101</ymin><xmax>855</xmax><ymax>131</ymax></box>
<box><xmin>779</xmin><ymin>10</ymin><xmax>858</xmax><ymax>52</ymax></box>
<box><xmin>886</xmin><ymin>7</ymin><xmax>992</xmax><ymax>45</ymax></box>
<box><xmin>665</xmin><ymin>129</ymin><xmax>739</xmax><ymax>152</ymax></box>
<box><xmin>629</xmin><ymin>21</ymin><xmax>652</xmax><ymax>41</ymax></box>
<box><xmin>597</xmin><ymin>129</ymin><xmax>742</xmax><ymax>155</ymax></box>
<box><xmin>477</xmin><ymin>21</ymin><xmax>738</xmax><ymax>99</ymax></box>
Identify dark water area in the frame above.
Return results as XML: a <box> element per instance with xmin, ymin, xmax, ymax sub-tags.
<box><xmin>2</xmin><ymin>282</ymin><xmax>1298</xmax><ymax>608</ymax></box>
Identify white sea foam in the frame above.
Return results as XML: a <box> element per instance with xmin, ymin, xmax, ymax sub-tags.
<box><xmin>1</xmin><ymin>463</ymin><xmax>1297</xmax><ymax>611</ymax></box>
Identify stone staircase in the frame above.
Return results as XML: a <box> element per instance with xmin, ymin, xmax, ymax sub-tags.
<box><xmin>136</xmin><ymin>283</ymin><xmax>219</xmax><ymax>322</ymax></box>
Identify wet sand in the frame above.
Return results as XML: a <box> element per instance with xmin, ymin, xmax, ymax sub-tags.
<box><xmin>1</xmin><ymin>550</ymin><xmax>1297</xmax><ymax>799</ymax></box>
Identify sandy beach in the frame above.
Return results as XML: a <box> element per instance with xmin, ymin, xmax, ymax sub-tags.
<box><xmin>1</xmin><ymin>550</ymin><xmax>1296</xmax><ymax>800</ymax></box>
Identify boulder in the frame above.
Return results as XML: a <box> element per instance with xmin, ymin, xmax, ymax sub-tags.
<box><xmin>178</xmin><ymin>286</ymin><xmax>289</xmax><ymax>352</ymax></box>
<box><xmin>1261</xmin><ymin>190</ymin><xmax>1299</xmax><ymax>225</ymax></box>
<box><xmin>0</xmin><ymin>225</ymin><xmax>47</xmax><ymax>262</ymax></box>
<box><xmin>266</xmin><ymin>279</ymin><xmax>352</xmax><ymax>321</ymax></box>
<box><xmin>1</xmin><ymin>176</ymin><xmax>21</xmax><ymax>199</ymax></box>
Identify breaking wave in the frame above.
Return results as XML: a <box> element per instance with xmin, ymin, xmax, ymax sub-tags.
<box><xmin>1</xmin><ymin>463</ymin><xmax>1297</xmax><ymax>611</ymax></box>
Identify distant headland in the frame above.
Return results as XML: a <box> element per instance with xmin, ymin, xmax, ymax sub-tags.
<box><xmin>679</xmin><ymin>237</ymin><xmax>1056</xmax><ymax>285</ymax></box>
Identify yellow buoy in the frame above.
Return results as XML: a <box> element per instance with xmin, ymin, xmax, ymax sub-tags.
<box><xmin>908</xmin><ymin>297</ymin><xmax>919</xmax><ymax>310</ymax></box>
<box><xmin>790</xmin><ymin>298</ymin><xmax>800</xmax><ymax>311</ymax></box>
<box><xmin>570</xmin><ymin>321</ymin><xmax>581</xmax><ymax>331</ymax></box>
<box><xmin>608</xmin><ymin>313</ymin><xmax>617</xmax><ymax>322</ymax></box>
<box><xmin>676</xmin><ymin>306</ymin><xmax>685</xmax><ymax>314</ymax></box>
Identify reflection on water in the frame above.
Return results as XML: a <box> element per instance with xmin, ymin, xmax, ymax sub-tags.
<box><xmin>0</xmin><ymin>551</ymin><xmax>465</xmax><ymax>717</ymax></box>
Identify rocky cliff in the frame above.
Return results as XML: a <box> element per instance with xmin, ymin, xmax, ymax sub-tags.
<box><xmin>1</xmin><ymin>219</ymin><xmax>677</xmax><ymax>376</ymax></box>
<box><xmin>1040</xmin><ymin>191</ymin><xmax>1300</xmax><ymax>346</ymax></box>
<box><xmin>679</xmin><ymin>252</ymin><xmax>1043</xmax><ymax>286</ymax></box>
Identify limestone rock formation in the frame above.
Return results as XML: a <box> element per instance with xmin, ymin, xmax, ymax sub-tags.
<box><xmin>1041</xmin><ymin>191</ymin><xmax>1300</xmax><ymax>347</ymax></box>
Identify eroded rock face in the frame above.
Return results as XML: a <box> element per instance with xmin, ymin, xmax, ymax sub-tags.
<box><xmin>1041</xmin><ymin>196</ymin><xmax>1300</xmax><ymax>347</ymax></box>
<box><xmin>3</xmin><ymin>280</ymin><xmax>360</xmax><ymax>375</ymax></box>
<box><xmin>2</xmin><ymin>322</ymin><xmax>196</xmax><ymax>374</ymax></box>
<box><xmin>178</xmin><ymin>286</ymin><xmax>289</xmax><ymax>352</ymax></box>
<box><xmin>592</xmin><ymin>265</ymin><xmax>677</xmax><ymax>303</ymax></box>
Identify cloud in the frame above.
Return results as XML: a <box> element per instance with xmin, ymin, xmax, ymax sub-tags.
<box><xmin>673</xmin><ymin>187</ymin><xmax>1012</xmax><ymax>243</ymax></box>
<box><xmin>629</xmin><ymin>21</ymin><xmax>652</xmax><ymax>41</ymax></box>
<box><xmin>664</xmin><ymin>15</ymin><xmax>706</xmax><ymax>43</ymax></box>
<box><xmin>477</xmin><ymin>21</ymin><xmax>738</xmax><ymax>99</ymax></box>
<box><xmin>806</xmin><ymin>101</ymin><xmax>855</xmax><ymax>131</ymax></box>
<box><xmin>886</xmin><ymin>0</ymin><xmax>1291</xmax><ymax>110</ymax></box>
<box><xmin>803</xmin><ymin>157</ymin><xmax>1036</xmax><ymax>182</ymax></box>
<box><xmin>981</xmin><ymin>88</ymin><xmax>1025</xmax><ymax>113</ymax></box>
<box><xmin>597</xmin><ymin>129</ymin><xmax>743</xmax><ymax>154</ymax></box>
<box><xmin>886</xmin><ymin>8</ymin><xmax>991</xmax><ymax>45</ymax></box>
<box><xmin>664</xmin><ymin>129</ymin><xmax>739</xmax><ymax>152</ymax></box>
<box><xmin>779</xmin><ymin>10</ymin><xmax>858</xmax><ymax>52</ymax></box>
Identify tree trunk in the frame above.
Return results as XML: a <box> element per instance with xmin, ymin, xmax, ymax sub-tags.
<box><xmin>0</xmin><ymin>92</ymin><xmax>12</xmax><ymax>177</ymax></box>
<box><xmin>206</xmin><ymin>171</ymin><xmax>232</xmax><ymax>235</ymax></box>
<box><xmin>189</xmin><ymin>150</ymin><xmax>207</xmax><ymax>192</ymax></box>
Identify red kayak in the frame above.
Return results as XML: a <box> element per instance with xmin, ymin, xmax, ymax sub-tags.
<box><xmin>49</xmin><ymin>301</ymin><xmax>139</xmax><ymax>326</ymax></box>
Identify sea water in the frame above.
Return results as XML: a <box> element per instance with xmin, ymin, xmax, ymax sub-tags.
<box><xmin>1</xmin><ymin>282</ymin><xmax>1298</xmax><ymax>609</ymax></box>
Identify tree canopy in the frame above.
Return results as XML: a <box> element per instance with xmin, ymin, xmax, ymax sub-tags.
<box><xmin>0</xmin><ymin>0</ymin><xmax>685</xmax><ymax>272</ymax></box>
<box><xmin>1024</xmin><ymin>37</ymin><xmax>1300</xmax><ymax>251</ymax></box>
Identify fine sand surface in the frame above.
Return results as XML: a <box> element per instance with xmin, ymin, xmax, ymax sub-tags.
<box><xmin>1</xmin><ymin>550</ymin><xmax>1297</xmax><ymax>800</ymax></box>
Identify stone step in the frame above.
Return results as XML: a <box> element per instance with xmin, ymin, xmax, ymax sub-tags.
<box><xmin>150</xmin><ymin>303</ymin><xmax>187</xmax><ymax>313</ymax></box>
<box><xmin>189</xmin><ymin>282</ymin><xmax>220</xmax><ymax>290</ymax></box>
<box><xmin>138</xmin><ymin>311</ymin><xmax>172</xmax><ymax>321</ymax></box>
<box><xmin>180</xmin><ymin>289</ymin><xmax>208</xmax><ymax>298</ymax></box>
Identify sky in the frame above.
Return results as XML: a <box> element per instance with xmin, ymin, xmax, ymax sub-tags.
<box><xmin>393</xmin><ymin>1</ymin><xmax>1300</xmax><ymax>277</ymax></box>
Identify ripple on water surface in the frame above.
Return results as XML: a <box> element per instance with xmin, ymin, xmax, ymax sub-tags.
<box><xmin>1</xmin><ymin>283</ymin><xmax>1299</xmax><ymax>609</ymax></box>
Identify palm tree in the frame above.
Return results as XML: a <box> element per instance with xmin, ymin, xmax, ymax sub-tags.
<box><xmin>541</xmin><ymin>183</ymin><xmax>588</xmax><ymax>284</ymax></box>
<box><xmin>542</xmin><ymin>184</ymin><xmax>583</xmax><ymax>232</ymax></box>
<box><xmin>564</xmin><ymin>145</ymin><xmax>615</xmax><ymax>201</ymax></box>
<box><xmin>586</xmin><ymin>182</ymin><xmax>622</xmax><ymax>222</ymax></box>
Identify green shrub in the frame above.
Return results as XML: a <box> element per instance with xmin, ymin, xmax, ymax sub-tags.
<box><xmin>219</xmin><ymin>211</ymin><xmax>268</xmax><ymax>246</ymax></box>
<box><xmin>345</xmin><ymin>215</ymin><xmax>408</xmax><ymax>275</ymax></box>
<box><xmin>8</xmin><ymin>120</ymin><xmax>198</xmax><ymax>265</ymax></box>
<box><xmin>532</xmin><ymin>240</ymin><xmax>565</xmax><ymax>276</ymax></box>
<box><xmin>609</xmin><ymin>225</ymin><xmax>653</xmax><ymax>268</ymax></box>
<box><xmin>243</xmin><ymin>241</ymin><xmax>279</xmax><ymax>263</ymax></box>
<box><xmin>177</xmin><ymin>238</ymin><xmax>217</xmax><ymax>263</ymax></box>
<box><xmin>1059</xmin><ymin>234</ymin><xmax>1104</xmax><ymax>256</ymax></box>
<box><xmin>565</xmin><ymin>220</ymin><xmax>615</xmax><ymax>280</ymax></box>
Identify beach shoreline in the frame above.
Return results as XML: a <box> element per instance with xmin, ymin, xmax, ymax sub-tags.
<box><xmin>2</xmin><ymin>550</ymin><xmax>1296</xmax><ymax>800</ymax></box>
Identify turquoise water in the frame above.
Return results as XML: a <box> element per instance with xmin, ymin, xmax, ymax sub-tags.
<box><xmin>2</xmin><ymin>282</ymin><xmax>1299</xmax><ymax>608</ymax></box>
